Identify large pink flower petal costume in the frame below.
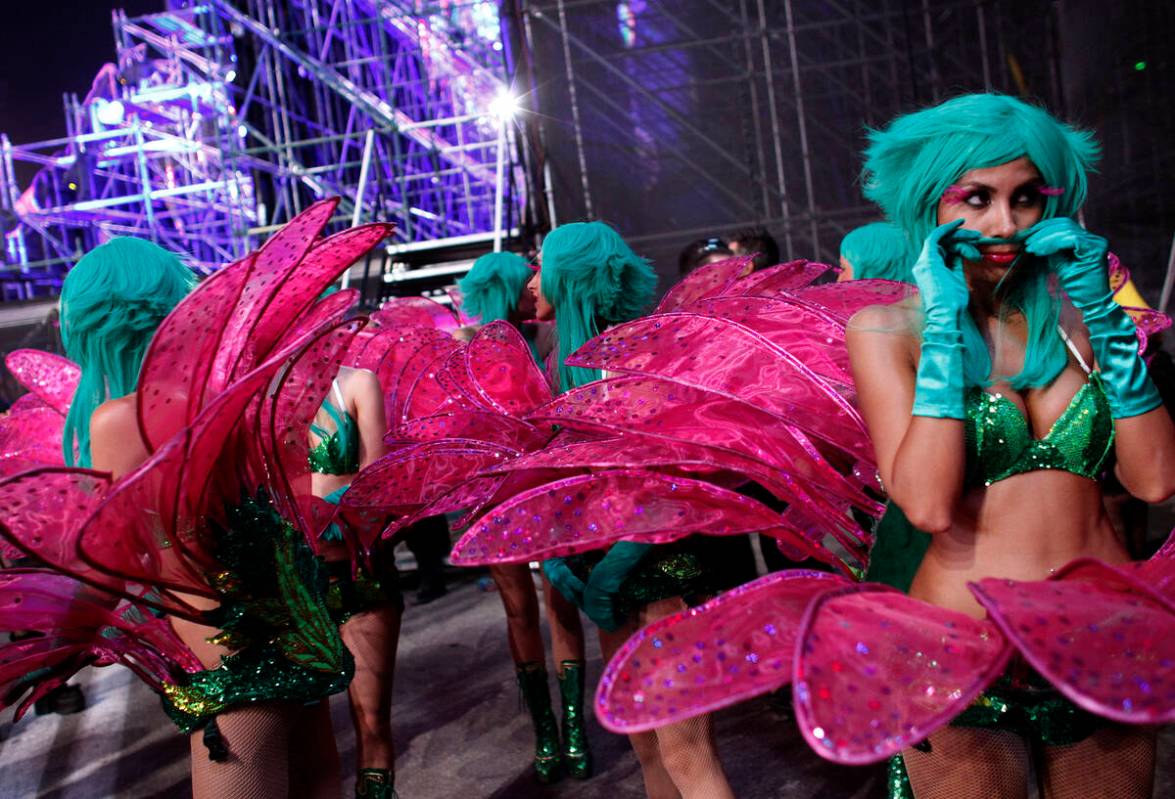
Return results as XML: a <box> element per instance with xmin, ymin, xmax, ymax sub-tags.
<box><xmin>0</xmin><ymin>199</ymin><xmax>395</xmax><ymax>723</ymax></box>
<box><xmin>441</xmin><ymin>259</ymin><xmax>1175</xmax><ymax>765</ymax></box>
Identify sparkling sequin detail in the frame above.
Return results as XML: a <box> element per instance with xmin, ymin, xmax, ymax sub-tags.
<box><xmin>964</xmin><ymin>372</ymin><xmax>1114</xmax><ymax>486</ymax></box>
<box><xmin>160</xmin><ymin>493</ymin><xmax>353</xmax><ymax>732</ymax></box>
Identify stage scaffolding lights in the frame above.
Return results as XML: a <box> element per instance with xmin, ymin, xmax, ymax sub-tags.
<box><xmin>0</xmin><ymin>1</ymin><xmax>527</xmax><ymax>301</ymax></box>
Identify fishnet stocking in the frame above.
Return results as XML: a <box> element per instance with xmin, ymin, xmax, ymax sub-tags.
<box><xmin>189</xmin><ymin>701</ymin><xmax>341</xmax><ymax>799</ymax></box>
<box><xmin>655</xmin><ymin>713</ymin><xmax>734</xmax><ymax>799</ymax></box>
<box><xmin>1039</xmin><ymin>725</ymin><xmax>1155</xmax><ymax>799</ymax></box>
<box><xmin>901</xmin><ymin>727</ymin><xmax>1030</xmax><ymax>799</ymax></box>
<box><xmin>189</xmin><ymin>703</ymin><xmax>293</xmax><ymax>799</ymax></box>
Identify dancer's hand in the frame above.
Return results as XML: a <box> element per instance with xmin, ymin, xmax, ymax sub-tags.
<box><xmin>1023</xmin><ymin>217</ymin><xmax>1111</xmax><ymax>312</ymax></box>
<box><xmin>582</xmin><ymin>542</ymin><xmax>653</xmax><ymax>632</ymax></box>
<box><xmin>912</xmin><ymin>220</ymin><xmax>978</xmax><ymax>323</ymax></box>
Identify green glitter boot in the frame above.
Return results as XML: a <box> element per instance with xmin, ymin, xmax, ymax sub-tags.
<box><xmin>557</xmin><ymin>660</ymin><xmax>593</xmax><ymax>779</ymax></box>
<box><xmin>516</xmin><ymin>662</ymin><xmax>563</xmax><ymax>783</ymax></box>
<box><xmin>356</xmin><ymin>768</ymin><xmax>397</xmax><ymax>799</ymax></box>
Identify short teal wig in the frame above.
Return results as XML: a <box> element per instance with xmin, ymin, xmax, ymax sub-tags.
<box><xmin>863</xmin><ymin>94</ymin><xmax>1101</xmax><ymax>391</ymax></box>
<box><xmin>457</xmin><ymin>251</ymin><xmax>532</xmax><ymax>324</ymax></box>
<box><xmin>862</xmin><ymin>93</ymin><xmax>1100</xmax><ymax>247</ymax></box>
<box><xmin>60</xmin><ymin>237</ymin><xmax>196</xmax><ymax>467</ymax></box>
<box><xmin>539</xmin><ymin>221</ymin><xmax>657</xmax><ymax>392</ymax></box>
<box><xmin>840</xmin><ymin>222</ymin><xmax>916</xmax><ymax>282</ymax></box>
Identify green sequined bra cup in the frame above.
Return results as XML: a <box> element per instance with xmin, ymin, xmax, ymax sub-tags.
<box><xmin>308</xmin><ymin>391</ymin><xmax>360</xmax><ymax>475</ymax></box>
<box><xmin>963</xmin><ymin>371</ymin><xmax>1115</xmax><ymax>486</ymax></box>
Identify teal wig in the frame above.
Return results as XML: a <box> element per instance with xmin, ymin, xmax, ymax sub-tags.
<box><xmin>60</xmin><ymin>237</ymin><xmax>196</xmax><ymax>466</ymax></box>
<box><xmin>840</xmin><ymin>222</ymin><xmax>916</xmax><ymax>282</ymax></box>
<box><xmin>862</xmin><ymin>93</ymin><xmax>1101</xmax><ymax>390</ymax></box>
<box><xmin>539</xmin><ymin>222</ymin><xmax>657</xmax><ymax>392</ymax></box>
<box><xmin>457</xmin><ymin>251</ymin><xmax>532</xmax><ymax>324</ymax></box>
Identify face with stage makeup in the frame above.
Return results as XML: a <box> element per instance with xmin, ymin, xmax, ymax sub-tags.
<box><xmin>935</xmin><ymin>156</ymin><xmax>1051</xmax><ymax>284</ymax></box>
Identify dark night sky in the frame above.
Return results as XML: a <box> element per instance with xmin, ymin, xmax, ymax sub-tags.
<box><xmin>0</xmin><ymin>1</ymin><xmax>162</xmax><ymax>146</ymax></box>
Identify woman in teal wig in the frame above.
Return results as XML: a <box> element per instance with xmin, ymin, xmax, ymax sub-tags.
<box><xmin>849</xmin><ymin>93</ymin><xmax>1175</xmax><ymax>798</ymax></box>
<box><xmin>60</xmin><ymin>236</ymin><xmax>195</xmax><ymax>466</ymax></box>
<box><xmin>64</xmin><ymin>237</ymin><xmax>351</xmax><ymax>799</ymax></box>
<box><xmin>458</xmin><ymin>249</ymin><xmax>594</xmax><ymax>785</ymax></box>
<box><xmin>532</xmin><ymin>222</ymin><xmax>738</xmax><ymax>799</ymax></box>
<box><xmin>837</xmin><ymin>221</ymin><xmax>917</xmax><ymax>283</ymax></box>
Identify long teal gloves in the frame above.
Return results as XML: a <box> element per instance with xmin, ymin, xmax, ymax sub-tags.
<box><xmin>1024</xmin><ymin>218</ymin><xmax>1161</xmax><ymax>419</ymax></box>
<box><xmin>911</xmin><ymin>220</ymin><xmax>980</xmax><ymax>419</ymax></box>
<box><xmin>543</xmin><ymin>541</ymin><xmax>653</xmax><ymax>632</ymax></box>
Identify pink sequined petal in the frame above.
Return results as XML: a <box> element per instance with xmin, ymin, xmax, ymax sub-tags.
<box><xmin>395</xmin><ymin>411</ymin><xmax>549</xmax><ymax>451</ymax></box>
<box><xmin>344</xmin><ymin>442</ymin><xmax>515</xmax><ymax>513</ymax></box>
<box><xmin>725</xmin><ymin>259</ymin><xmax>832</xmax><ymax>296</ymax></box>
<box><xmin>137</xmin><ymin>261</ymin><xmax>251</xmax><ymax>449</ymax></box>
<box><xmin>794</xmin><ymin>587</ymin><xmax>1015</xmax><ymax>761</ymax></box>
<box><xmin>596</xmin><ymin>570</ymin><xmax>849</xmax><ymax>733</ymax></box>
<box><xmin>970</xmin><ymin>560</ymin><xmax>1175</xmax><ymax>724</ymax></box>
<box><xmin>5</xmin><ymin>350</ymin><xmax>79</xmax><ymax>416</ymax></box>
<box><xmin>567</xmin><ymin>309</ymin><xmax>868</xmax><ymax>459</ymax></box>
<box><xmin>0</xmin><ymin>468</ymin><xmax>119</xmax><ymax>592</ymax></box>
<box><xmin>450</xmin><ymin>469</ymin><xmax>785</xmax><ymax>566</ymax></box>
<box><xmin>794</xmin><ymin>585</ymin><xmax>1011</xmax><ymax>764</ymax></box>
<box><xmin>465</xmin><ymin>322</ymin><xmax>553</xmax><ymax>414</ymax></box>
<box><xmin>656</xmin><ymin>255</ymin><xmax>756</xmax><ymax>313</ymax></box>
<box><xmin>372</xmin><ymin>296</ymin><xmax>459</xmax><ymax>332</ymax></box>
<box><xmin>377</xmin><ymin>327</ymin><xmax>457</xmax><ymax>426</ymax></box>
<box><xmin>0</xmin><ymin>407</ymin><xmax>65</xmax><ymax>467</ymax></box>
<box><xmin>791</xmin><ymin>279</ymin><xmax>914</xmax><ymax>322</ymax></box>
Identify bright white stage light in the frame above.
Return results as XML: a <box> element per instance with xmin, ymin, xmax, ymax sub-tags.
<box><xmin>488</xmin><ymin>90</ymin><xmax>520</xmax><ymax>122</ymax></box>
<box><xmin>225</xmin><ymin>69</ymin><xmax>237</xmax><ymax>83</ymax></box>
<box><xmin>95</xmin><ymin>99</ymin><xmax>125</xmax><ymax>127</ymax></box>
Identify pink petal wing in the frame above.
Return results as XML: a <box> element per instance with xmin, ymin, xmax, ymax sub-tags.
<box><xmin>596</xmin><ymin>570</ymin><xmax>849</xmax><ymax>733</ymax></box>
<box><xmin>726</xmin><ymin>259</ymin><xmax>832</xmax><ymax>296</ymax></box>
<box><xmin>790</xmin><ymin>279</ymin><xmax>913</xmax><ymax>322</ymax></box>
<box><xmin>5</xmin><ymin>350</ymin><xmax>79</xmax><ymax>416</ymax></box>
<box><xmin>344</xmin><ymin>441</ymin><xmax>515</xmax><ymax>513</ymax></box>
<box><xmin>372</xmin><ymin>296</ymin><xmax>459</xmax><ymax>332</ymax></box>
<box><xmin>970</xmin><ymin>559</ymin><xmax>1175</xmax><ymax>724</ymax></box>
<box><xmin>0</xmin><ymin>407</ymin><xmax>65</xmax><ymax>468</ymax></box>
<box><xmin>395</xmin><ymin>411</ymin><xmax>549</xmax><ymax>451</ymax></box>
<box><xmin>464</xmin><ymin>321</ymin><xmax>553</xmax><ymax>415</ymax></box>
<box><xmin>656</xmin><ymin>255</ymin><xmax>756</xmax><ymax>313</ymax></box>
<box><xmin>794</xmin><ymin>585</ymin><xmax>1012</xmax><ymax>764</ymax></box>
<box><xmin>136</xmin><ymin>260</ymin><xmax>251</xmax><ymax>449</ymax></box>
<box><xmin>450</xmin><ymin>469</ymin><xmax>785</xmax><ymax>566</ymax></box>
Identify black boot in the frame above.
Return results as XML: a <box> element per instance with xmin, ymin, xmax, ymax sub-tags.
<box><xmin>557</xmin><ymin>660</ymin><xmax>593</xmax><ymax>779</ymax></box>
<box><xmin>516</xmin><ymin>662</ymin><xmax>563</xmax><ymax>783</ymax></box>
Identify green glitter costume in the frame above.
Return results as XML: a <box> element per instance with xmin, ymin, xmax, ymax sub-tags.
<box><xmin>159</xmin><ymin>492</ymin><xmax>353</xmax><ymax>734</ymax></box>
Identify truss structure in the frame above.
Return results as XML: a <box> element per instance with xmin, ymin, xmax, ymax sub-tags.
<box><xmin>522</xmin><ymin>0</ymin><xmax>1063</xmax><ymax>266</ymax></box>
<box><xmin>1</xmin><ymin>0</ymin><xmax>525</xmax><ymax>300</ymax></box>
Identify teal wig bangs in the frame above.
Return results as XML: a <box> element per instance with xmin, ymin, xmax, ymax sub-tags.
<box><xmin>457</xmin><ymin>251</ymin><xmax>532</xmax><ymax>324</ymax></box>
<box><xmin>539</xmin><ymin>222</ymin><xmax>657</xmax><ymax>392</ymax></box>
<box><xmin>840</xmin><ymin>221</ymin><xmax>916</xmax><ymax>282</ymax></box>
<box><xmin>60</xmin><ymin>237</ymin><xmax>196</xmax><ymax>466</ymax></box>
<box><xmin>862</xmin><ymin>94</ymin><xmax>1101</xmax><ymax>390</ymax></box>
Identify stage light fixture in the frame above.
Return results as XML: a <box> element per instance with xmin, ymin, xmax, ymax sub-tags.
<box><xmin>94</xmin><ymin>99</ymin><xmax>125</xmax><ymax>127</ymax></box>
<box><xmin>488</xmin><ymin>90</ymin><xmax>520</xmax><ymax>122</ymax></box>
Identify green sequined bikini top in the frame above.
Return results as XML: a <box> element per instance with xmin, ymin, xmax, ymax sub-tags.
<box><xmin>308</xmin><ymin>380</ymin><xmax>360</xmax><ymax>475</ymax></box>
<box><xmin>963</xmin><ymin>330</ymin><xmax>1114</xmax><ymax>487</ymax></box>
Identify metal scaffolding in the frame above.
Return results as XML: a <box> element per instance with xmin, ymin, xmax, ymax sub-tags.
<box><xmin>521</xmin><ymin>0</ymin><xmax>1063</xmax><ymax>268</ymax></box>
<box><xmin>0</xmin><ymin>0</ymin><xmax>525</xmax><ymax>300</ymax></box>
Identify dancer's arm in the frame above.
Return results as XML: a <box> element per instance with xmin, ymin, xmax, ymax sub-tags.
<box><xmin>348</xmin><ymin>368</ymin><xmax>388</xmax><ymax>470</ymax></box>
<box><xmin>848</xmin><ymin>307</ymin><xmax>965</xmax><ymax>534</ymax></box>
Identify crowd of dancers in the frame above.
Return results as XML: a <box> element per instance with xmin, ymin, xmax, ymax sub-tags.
<box><xmin>1</xmin><ymin>91</ymin><xmax>1173</xmax><ymax>799</ymax></box>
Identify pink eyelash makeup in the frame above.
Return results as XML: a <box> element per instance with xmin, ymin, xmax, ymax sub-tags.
<box><xmin>941</xmin><ymin>185</ymin><xmax>970</xmax><ymax>205</ymax></box>
<box><xmin>1038</xmin><ymin>186</ymin><xmax>1065</xmax><ymax>196</ymax></box>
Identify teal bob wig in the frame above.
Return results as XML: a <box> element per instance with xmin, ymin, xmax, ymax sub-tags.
<box><xmin>60</xmin><ymin>237</ymin><xmax>196</xmax><ymax>466</ymax></box>
<box><xmin>457</xmin><ymin>251</ymin><xmax>532</xmax><ymax>324</ymax></box>
<box><xmin>539</xmin><ymin>221</ymin><xmax>657</xmax><ymax>392</ymax></box>
<box><xmin>863</xmin><ymin>94</ymin><xmax>1101</xmax><ymax>390</ymax></box>
<box><xmin>840</xmin><ymin>222</ymin><xmax>916</xmax><ymax>282</ymax></box>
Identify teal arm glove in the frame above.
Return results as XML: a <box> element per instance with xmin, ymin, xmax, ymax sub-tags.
<box><xmin>911</xmin><ymin>220</ymin><xmax>978</xmax><ymax>420</ymax></box>
<box><xmin>542</xmin><ymin>558</ymin><xmax>586</xmax><ymax>608</ymax></box>
<box><xmin>581</xmin><ymin>542</ymin><xmax>654</xmax><ymax>632</ymax></box>
<box><xmin>1024</xmin><ymin>218</ymin><xmax>1161</xmax><ymax>419</ymax></box>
